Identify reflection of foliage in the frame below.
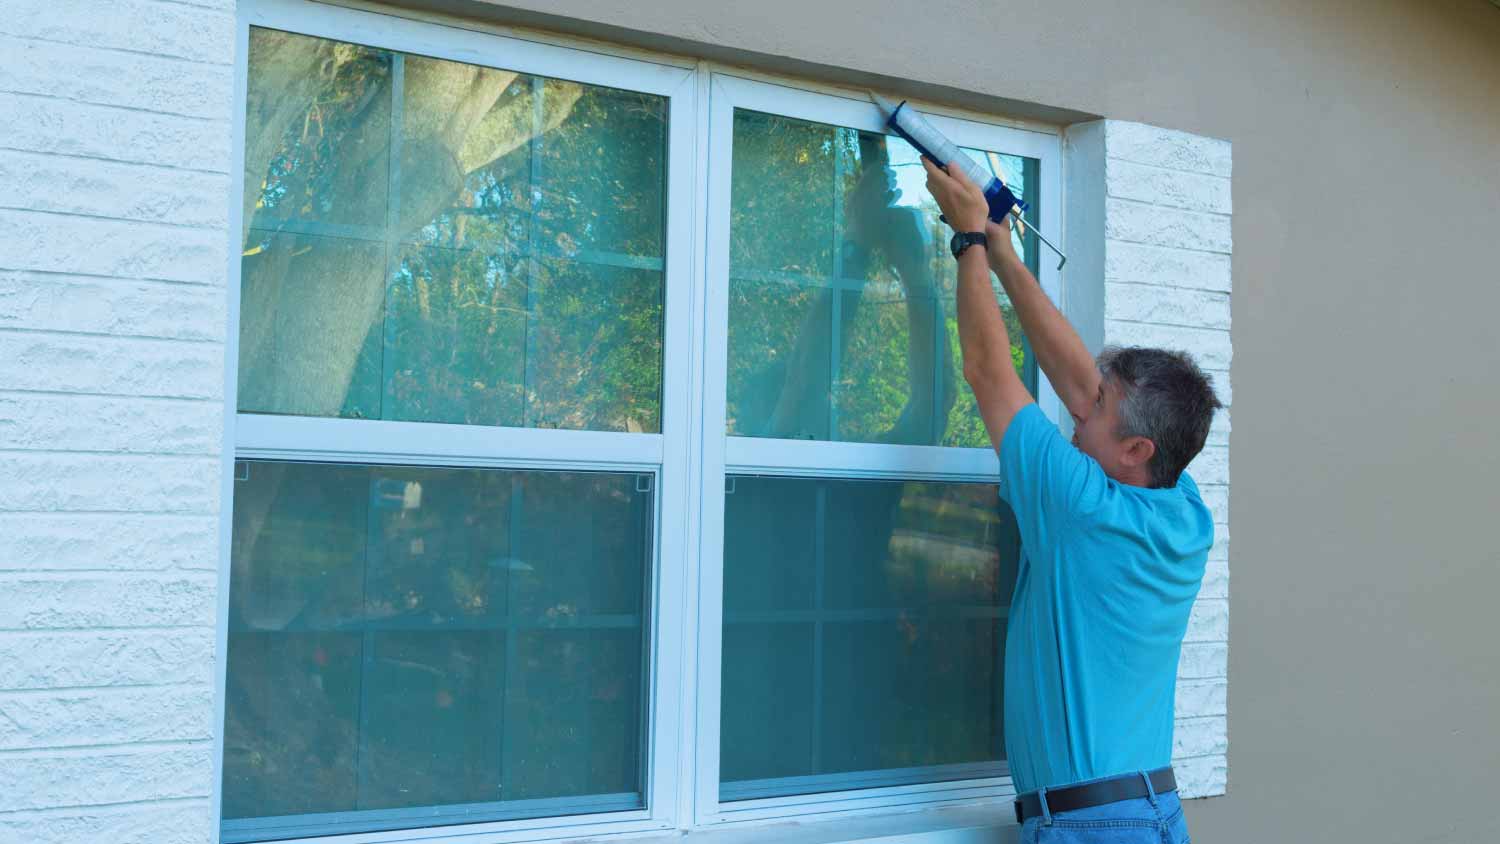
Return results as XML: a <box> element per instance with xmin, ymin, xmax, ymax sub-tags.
<box><xmin>238</xmin><ymin>31</ymin><xmax>665</xmax><ymax>432</ymax></box>
<box><xmin>721</xmin><ymin>477</ymin><xmax>1021</xmax><ymax>781</ymax></box>
<box><xmin>727</xmin><ymin>110</ymin><xmax>1037</xmax><ymax>449</ymax></box>
<box><xmin>381</xmin><ymin>81</ymin><xmax>667</xmax><ymax>431</ymax></box>
<box><xmin>230</xmin><ymin>28</ymin><xmax>663</xmax><ymax>824</ymax></box>
<box><xmin>718</xmin><ymin>109</ymin><xmax>1043</xmax><ymax>775</ymax></box>
<box><xmin>252</xmin><ymin>42</ymin><xmax>392</xmax><ymax>234</ymax></box>
<box><xmin>224</xmin><ymin>463</ymin><xmax>650</xmax><ymax>820</ymax></box>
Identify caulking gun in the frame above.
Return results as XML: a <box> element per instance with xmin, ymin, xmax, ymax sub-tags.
<box><xmin>869</xmin><ymin>93</ymin><xmax>1067</xmax><ymax>269</ymax></box>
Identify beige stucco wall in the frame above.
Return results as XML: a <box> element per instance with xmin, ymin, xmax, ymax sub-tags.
<box><xmin>396</xmin><ymin>1</ymin><xmax>1500</xmax><ymax>840</ymax></box>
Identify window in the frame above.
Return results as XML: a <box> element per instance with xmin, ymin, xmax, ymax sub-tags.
<box><xmin>225</xmin><ymin>5</ymin><xmax>696</xmax><ymax>842</ymax></box>
<box><xmin>695</xmin><ymin>76</ymin><xmax>1060</xmax><ymax>825</ymax></box>
<box><xmin>223</xmin><ymin>3</ymin><xmax>1061</xmax><ymax>841</ymax></box>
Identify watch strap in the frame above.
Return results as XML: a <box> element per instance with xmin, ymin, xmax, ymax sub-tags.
<box><xmin>950</xmin><ymin>230</ymin><xmax>988</xmax><ymax>258</ymax></box>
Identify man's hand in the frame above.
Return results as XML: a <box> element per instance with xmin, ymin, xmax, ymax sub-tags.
<box><xmin>986</xmin><ymin>217</ymin><xmax>1016</xmax><ymax>258</ymax></box>
<box><xmin>922</xmin><ymin>157</ymin><xmax>989</xmax><ymax>232</ymax></box>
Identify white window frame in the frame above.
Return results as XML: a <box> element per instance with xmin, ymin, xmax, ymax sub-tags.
<box><xmin>218</xmin><ymin>2</ymin><xmax>698</xmax><ymax>843</ymax></box>
<box><xmin>215</xmin><ymin>3</ymin><xmax>1069</xmax><ymax>842</ymax></box>
<box><xmin>690</xmin><ymin>73</ymin><xmax>1063</xmax><ymax>828</ymax></box>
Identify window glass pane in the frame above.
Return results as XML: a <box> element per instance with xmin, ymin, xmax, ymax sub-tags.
<box><xmin>720</xmin><ymin>476</ymin><xmax>1021</xmax><ymax>799</ymax></box>
<box><xmin>238</xmin><ymin>29</ymin><xmax>666</xmax><ymax>432</ymax></box>
<box><xmin>223</xmin><ymin>461</ymin><xmax>651</xmax><ymax>840</ymax></box>
<box><xmin>727</xmin><ymin>110</ymin><xmax>1040</xmax><ymax>447</ymax></box>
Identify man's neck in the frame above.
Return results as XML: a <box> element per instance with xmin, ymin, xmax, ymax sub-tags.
<box><xmin>1110</xmin><ymin>466</ymin><xmax>1156</xmax><ymax>489</ymax></box>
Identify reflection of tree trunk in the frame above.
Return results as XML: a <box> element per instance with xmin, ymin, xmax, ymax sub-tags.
<box><xmin>234</xmin><ymin>31</ymin><xmax>583</xmax><ymax>626</ymax></box>
<box><xmin>240</xmin><ymin>32</ymin><xmax>582</xmax><ymax>418</ymax></box>
<box><xmin>766</xmin><ymin>202</ymin><xmax>956</xmax><ymax>444</ymax></box>
<box><xmin>881</xmin><ymin>206</ymin><xmax>958</xmax><ymax>446</ymax></box>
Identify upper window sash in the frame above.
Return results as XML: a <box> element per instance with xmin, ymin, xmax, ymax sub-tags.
<box><xmin>706</xmin><ymin>74</ymin><xmax>1065</xmax><ymax>478</ymax></box>
<box><xmin>231</xmin><ymin>0</ymin><xmax>700</xmax><ymax>467</ymax></box>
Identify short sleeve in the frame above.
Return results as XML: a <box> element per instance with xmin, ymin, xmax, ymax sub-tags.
<box><xmin>997</xmin><ymin>404</ymin><xmax>1110</xmax><ymax>551</ymax></box>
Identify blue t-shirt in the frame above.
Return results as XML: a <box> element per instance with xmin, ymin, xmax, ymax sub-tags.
<box><xmin>998</xmin><ymin>404</ymin><xmax>1213</xmax><ymax>794</ymax></box>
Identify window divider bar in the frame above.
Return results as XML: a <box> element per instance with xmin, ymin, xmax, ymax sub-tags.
<box><xmin>724</xmin><ymin>437</ymin><xmax>1000</xmax><ymax>481</ymax></box>
<box><xmin>234</xmin><ymin>414</ymin><xmax>665</xmax><ymax>470</ymax></box>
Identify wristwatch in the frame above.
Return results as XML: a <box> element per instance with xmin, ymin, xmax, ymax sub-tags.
<box><xmin>949</xmin><ymin>230</ymin><xmax>988</xmax><ymax>259</ymax></box>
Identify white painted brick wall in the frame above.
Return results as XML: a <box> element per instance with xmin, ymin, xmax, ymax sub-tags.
<box><xmin>0</xmin><ymin>151</ymin><xmax>232</xmax><ymax>230</ymax></box>
<box><xmin>1</xmin><ymin>745</ymin><xmax>215</xmax><ymax>812</ymax></box>
<box><xmin>0</xmin><ymin>574</ymin><xmax>219</xmax><ymax>629</ymax></box>
<box><xmin>0</xmin><ymin>630</ymin><xmax>216</xmax><ymax>689</ymax></box>
<box><xmin>0</xmin><ymin>685</ymin><xmax>216</xmax><ymax>750</ymax></box>
<box><xmin>1100</xmin><ymin>120</ymin><xmax>1233</xmax><ymax>798</ymax></box>
<box><xmin>0</xmin><ymin>93</ymin><xmax>230</xmax><ymax>172</ymax></box>
<box><xmin>0</xmin><ymin>513</ymin><xmax>221</xmax><ymax>571</ymax></box>
<box><xmin>0</xmin><ymin>800</ymin><xmax>215</xmax><ymax>844</ymax></box>
<box><xmin>0</xmin><ymin>1</ymin><xmax>233</xmax><ymax>840</ymax></box>
<box><xmin>0</xmin><ymin>333</ymin><xmax>223</xmax><ymax>398</ymax></box>
<box><xmin>0</xmin><ymin>393</ymin><xmax>224</xmax><ymax>455</ymax></box>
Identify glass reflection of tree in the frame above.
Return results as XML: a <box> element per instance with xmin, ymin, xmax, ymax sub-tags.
<box><xmin>745</xmin><ymin>132</ymin><xmax>957</xmax><ymax>446</ymax></box>
<box><xmin>227</xmin><ymin>31</ymin><xmax>661</xmax><ymax>828</ymax></box>
<box><xmin>725</xmin><ymin>133</ymin><xmax>1006</xmax><ymax>785</ymax></box>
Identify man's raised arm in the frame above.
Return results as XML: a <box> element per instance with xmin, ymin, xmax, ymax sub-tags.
<box><xmin>922</xmin><ymin>159</ymin><xmax>1033</xmax><ymax>447</ymax></box>
<box><xmin>984</xmin><ymin>218</ymin><xmax>1100</xmax><ymax>425</ymax></box>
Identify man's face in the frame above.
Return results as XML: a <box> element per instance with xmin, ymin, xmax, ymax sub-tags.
<box><xmin>1072</xmin><ymin>377</ymin><xmax>1141</xmax><ymax>482</ymax></box>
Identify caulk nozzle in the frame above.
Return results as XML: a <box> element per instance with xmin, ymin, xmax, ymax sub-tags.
<box><xmin>868</xmin><ymin>92</ymin><xmax>899</xmax><ymax>118</ymax></box>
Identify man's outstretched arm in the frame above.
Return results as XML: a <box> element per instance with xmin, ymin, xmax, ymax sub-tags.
<box><xmin>922</xmin><ymin>159</ymin><xmax>1033</xmax><ymax>448</ymax></box>
<box><xmin>985</xmin><ymin>218</ymin><xmax>1100</xmax><ymax>425</ymax></box>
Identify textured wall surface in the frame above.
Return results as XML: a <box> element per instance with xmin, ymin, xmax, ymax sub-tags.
<box><xmin>0</xmin><ymin>1</ymin><xmax>235</xmax><ymax>842</ymax></box>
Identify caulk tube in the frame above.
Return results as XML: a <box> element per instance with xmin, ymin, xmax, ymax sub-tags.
<box><xmin>869</xmin><ymin>93</ymin><xmax>1027</xmax><ymax>225</ymax></box>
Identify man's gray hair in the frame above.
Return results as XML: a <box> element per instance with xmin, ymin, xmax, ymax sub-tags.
<box><xmin>1097</xmin><ymin>346</ymin><xmax>1222</xmax><ymax>488</ymax></box>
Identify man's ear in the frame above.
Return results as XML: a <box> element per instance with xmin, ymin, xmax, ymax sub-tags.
<box><xmin>1121</xmin><ymin>436</ymin><xmax>1156</xmax><ymax>469</ymax></box>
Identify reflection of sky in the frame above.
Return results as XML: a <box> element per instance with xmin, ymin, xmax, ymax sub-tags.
<box><xmin>882</xmin><ymin>139</ymin><xmax>1032</xmax><ymax>259</ymax></box>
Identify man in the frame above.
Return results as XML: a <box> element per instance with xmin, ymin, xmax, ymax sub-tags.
<box><xmin>922</xmin><ymin>157</ymin><xmax>1219</xmax><ymax>844</ymax></box>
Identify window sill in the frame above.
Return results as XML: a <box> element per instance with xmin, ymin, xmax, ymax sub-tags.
<box><xmin>573</xmin><ymin>803</ymin><xmax>1018</xmax><ymax>844</ymax></box>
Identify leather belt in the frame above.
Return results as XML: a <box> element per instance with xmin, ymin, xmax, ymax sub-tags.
<box><xmin>1014</xmin><ymin>767</ymin><xmax>1177</xmax><ymax>824</ymax></box>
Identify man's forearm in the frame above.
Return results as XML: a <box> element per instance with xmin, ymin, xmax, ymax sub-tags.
<box><xmin>955</xmin><ymin>249</ymin><xmax>1011</xmax><ymax>380</ymax></box>
<box><xmin>921</xmin><ymin>155</ymin><xmax>1032</xmax><ymax>442</ymax></box>
<box><xmin>954</xmin><ymin>245</ymin><xmax>1030</xmax><ymax>444</ymax></box>
<box><xmin>988</xmin><ymin>235</ymin><xmax>1099</xmax><ymax>421</ymax></box>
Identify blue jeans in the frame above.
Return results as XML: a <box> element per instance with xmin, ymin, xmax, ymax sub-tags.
<box><xmin>1019</xmin><ymin>775</ymin><xmax>1190</xmax><ymax>844</ymax></box>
